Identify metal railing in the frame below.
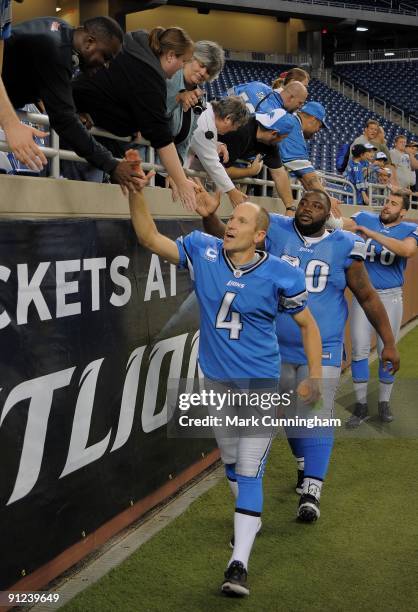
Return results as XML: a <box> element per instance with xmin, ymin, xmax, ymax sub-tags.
<box><xmin>0</xmin><ymin>110</ymin><xmax>358</xmax><ymax>205</ymax></box>
<box><xmin>225</xmin><ymin>50</ymin><xmax>311</xmax><ymax>66</ymax></box>
<box><xmin>287</xmin><ymin>0</ymin><xmax>417</xmax><ymax>14</ymax></box>
<box><xmin>368</xmin><ymin>182</ymin><xmax>418</xmax><ymax>209</ymax></box>
<box><xmin>323</xmin><ymin>71</ymin><xmax>418</xmax><ymax>131</ymax></box>
<box><xmin>334</xmin><ymin>47</ymin><xmax>418</xmax><ymax>64</ymax></box>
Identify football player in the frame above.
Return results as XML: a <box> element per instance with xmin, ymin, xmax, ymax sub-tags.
<box><xmin>199</xmin><ymin>189</ymin><xmax>400</xmax><ymax>522</ymax></box>
<box><xmin>343</xmin><ymin>192</ymin><xmax>417</xmax><ymax>426</ymax></box>
<box><xmin>127</xmin><ymin>152</ymin><xmax>322</xmax><ymax>596</ymax></box>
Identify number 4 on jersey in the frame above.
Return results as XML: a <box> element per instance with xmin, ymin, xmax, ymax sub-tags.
<box><xmin>216</xmin><ymin>292</ymin><xmax>243</xmax><ymax>340</ymax></box>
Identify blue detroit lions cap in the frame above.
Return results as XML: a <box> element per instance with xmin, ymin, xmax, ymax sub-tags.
<box><xmin>300</xmin><ymin>101</ymin><xmax>329</xmax><ymax>129</ymax></box>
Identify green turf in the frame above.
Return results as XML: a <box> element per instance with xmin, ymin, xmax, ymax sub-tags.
<box><xmin>62</xmin><ymin>325</ymin><xmax>418</xmax><ymax>612</ymax></box>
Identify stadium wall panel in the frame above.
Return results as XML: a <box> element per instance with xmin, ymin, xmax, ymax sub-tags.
<box><xmin>0</xmin><ymin>177</ymin><xmax>416</xmax><ymax>593</ymax></box>
<box><xmin>126</xmin><ymin>6</ymin><xmax>317</xmax><ymax>54</ymax></box>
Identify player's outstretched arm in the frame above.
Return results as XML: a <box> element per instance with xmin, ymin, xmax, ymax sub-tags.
<box><xmin>341</xmin><ymin>217</ymin><xmax>357</xmax><ymax>232</ymax></box>
<box><xmin>292</xmin><ymin>307</ymin><xmax>323</xmax><ymax>403</ymax></box>
<box><xmin>126</xmin><ymin>150</ymin><xmax>179</xmax><ymax>264</ymax></box>
<box><xmin>346</xmin><ymin>260</ymin><xmax>400</xmax><ymax>373</ymax></box>
<box><xmin>355</xmin><ymin>226</ymin><xmax>417</xmax><ymax>258</ymax></box>
<box><xmin>194</xmin><ymin>183</ymin><xmax>226</xmax><ymax>238</ymax></box>
<box><xmin>129</xmin><ymin>191</ymin><xmax>180</xmax><ymax>265</ymax></box>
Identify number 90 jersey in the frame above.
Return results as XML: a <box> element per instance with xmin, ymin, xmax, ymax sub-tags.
<box><xmin>266</xmin><ymin>215</ymin><xmax>366</xmax><ymax>367</ymax></box>
<box><xmin>176</xmin><ymin>231</ymin><xmax>307</xmax><ymax>381</ymax></box>
<box><xmin>351</xmin><ymin>211</ymin><xmax>418</xmax><ymax>290</ymax></box>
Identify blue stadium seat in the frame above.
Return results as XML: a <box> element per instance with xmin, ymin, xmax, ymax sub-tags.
<box><xmin>206</xmin><ymin>60</ymin><xmax>416</xmax><ymax>174</ymax></box>
<box><xmin>334</xmin><ymin>61</ymin><xmax>418</xmax><ymax>116</ymax></box>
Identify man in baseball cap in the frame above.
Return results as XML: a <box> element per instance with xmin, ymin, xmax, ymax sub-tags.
<box><xmin>218</xmin><ymin>107</ymin><xmax>298</xmax><ymax>209</ymax></box>
<box><xmin>255</xmin><ymin>108</ymin><xmax>298</xmax><ymax>137</ymax></box>
<box><xmin>299</xmin><ymin>101</ymin><xmax>329</xmax><ymax>130</ymax></box>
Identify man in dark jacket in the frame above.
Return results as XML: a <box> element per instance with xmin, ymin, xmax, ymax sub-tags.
<box><xmin>2</xmin><ymin>15</ymin><xmax>142</xmax><ymax>190</ymax></box>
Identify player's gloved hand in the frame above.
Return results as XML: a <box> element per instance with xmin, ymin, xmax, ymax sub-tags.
<box><xmin>381</xmin><ymin>345</ymin><xmax>400</xmax><ymax>375</ymax></box>
<box><xmin>297</xmin><ymin>377</ymin><xmax>322</xmax><ymax>407</ymax></box>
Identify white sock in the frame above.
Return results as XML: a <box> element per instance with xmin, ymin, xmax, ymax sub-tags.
<box><xmin>228</xmin><ymin>512</ymin><xmax>261</xmax><ymax>570</ymax></box>
<box><xmin>227</xmin><ymin>477</ymin><xmax>238</xmax><ymax>500</ymax></box>
<box><xmin>379</xmin><ymin>382</ymin><xmax>393</xmax><ymax>403</ymax></box>
<box><xmin>296</xmin><ymin>456</ymin><xmax>304</xmax><ymax>471</ymax></box>
<box><xmin>302</xmin><ymin>477</ymin><xmax>323</xmax><ymax>501</ymax></box>
<box><xmin>353</xmin><ymin>381</ymin><xmax>368</xmax><ymax>404</ymax></box>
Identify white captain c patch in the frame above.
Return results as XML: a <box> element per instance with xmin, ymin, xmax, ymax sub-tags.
<box><xmin>204</xmin><ymin>246</ymin><xmax>218</xmax><ymax>262</ymax></box>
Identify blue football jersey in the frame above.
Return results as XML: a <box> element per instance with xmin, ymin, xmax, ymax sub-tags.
<box><xmin>176</xmin><ymin>231</ymin><xmax>307</xmax><ymax>381</ymax></box>
<box><xmin>278</xmin><ymin>115</ymin><xmax>314</xmax><ymax>177</ymax></box>
<box><xmin>344</xmin><ymin>159</ymin><xmax>367</xmax><ymax>204</ymax></box>
<box><xmin>230</xmin><ymin>81</ymin><xmax>284</xmax><ymax>114</ymax></box>
<box><xmin>351</xmin><ymin>211</ymin><xmax>418</xmax><ymax>289</ymax></box>
<box><xmin>265</xmin><ymin>215</ymin><xmax>366</xmax><ymax>366</ymax></box>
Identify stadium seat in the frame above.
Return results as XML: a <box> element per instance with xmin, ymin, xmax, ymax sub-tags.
<box><xmin>334</xmin><ymin>60</ymin><xmax>418</xmax><ymax>116</ymax></box>
<box><xmin>206</xmin><ymin>60</ymin><xmax>416</xmax><ymax>174</ymax></box>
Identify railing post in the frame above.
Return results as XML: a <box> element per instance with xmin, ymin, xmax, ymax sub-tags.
<box><xmin>261</xmin><ymin>165</ymin><xmax>267</xmax><ymax>197</ymax></box>
<box><xmin>401</xmin><ymin>110</ymin><xmax>404</xmax><ymax>128</ymax></box>
<box><xmin>50</xmin><ymin>128</ymin><xmax>60</xmax><ymax>179</ymax></box>
<box><xmin>148</xmin><ymin>145</ymin><xmax>156</xmax><ymax>187</ymax></box>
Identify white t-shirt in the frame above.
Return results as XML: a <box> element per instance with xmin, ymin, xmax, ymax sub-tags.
<box><xmin>390</xmin><ymin>148</ymin><xmax>415</xmax><ymax>188</ymax></box>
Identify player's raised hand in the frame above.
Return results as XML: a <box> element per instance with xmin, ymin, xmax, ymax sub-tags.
<box><xmin>227</xmin><ymin>187</ymin><xmax>247</xmax><ymax>208</ymax></box>
<box><xmin>123</xmin><ymin>149</ymin><xmax>155</xmax><ymax>192</ymax></box>
<box><xmin>381</xmin><ymin>345</ymin><xmax>400</xmax><ymax>375</ymax></box>
<box><xmin>297</xmin><ymin>377</ymin><xmax>322</xmax><ymax>406</ymax></box>
<box><xmin>353</xmin><ymin>224</ymin><xmax>372</xmax><ymax>240</ymax></box>
<box><xmin>195</xmin><ymin>188</ymin><xmax>222</xmax><ymax>218</ymax></box>
<box><xmin>329</xmin><ymin>196</ymin><xmax>342</xmax><ymax>219</ymax></box>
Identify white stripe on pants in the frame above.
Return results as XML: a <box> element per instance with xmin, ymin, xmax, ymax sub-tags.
<box><xmin>350</xmin><ymin>287</ymin><xmax>403</xmax><ymax>361</ymax></box>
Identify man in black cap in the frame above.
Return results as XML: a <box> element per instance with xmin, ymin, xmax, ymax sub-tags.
<box><xmin>2</xmin><ymin>15</ymin><xmax>142</xmax><ymax>191</ymax></box>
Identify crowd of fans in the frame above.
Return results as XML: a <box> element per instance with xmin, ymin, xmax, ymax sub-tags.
<box><xmin>1</xmin><ymin>3</ymin><xmax>417</xmax><ymax>210</ymax></box>
<box><xmin>343</xmin><ymin>119</ymin><xmax>418</xmax><ymax>205</ymax></box>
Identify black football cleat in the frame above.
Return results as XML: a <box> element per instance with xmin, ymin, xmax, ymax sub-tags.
<box><xmin>297</xmin><ymin>493</ymin><xmax>320</xmax><ymax>523</ymax></box>
<box><xmin>345</xmin><ymin>402</ymin><xmax>369</xmax><ymax>429</ymax></box>
<box><xmin>378</xmin><ymin>401</ymin><xmax>394</xmax><ymax>422</ymax></box>
<box><xmin>221</xmin><ymin>561</ymin><xmax>249</xmax><ymax>597</ymax></box>
<box><xmin>296</xmin><ymin>469</ymin><xmax>304</xmax><ymax>495</ymax></box>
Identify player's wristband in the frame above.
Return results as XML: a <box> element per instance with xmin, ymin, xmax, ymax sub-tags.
<box><xmin>286</xmin><ymin>205</ymin><xmax>297</xmax><ymax>212</ymax></box>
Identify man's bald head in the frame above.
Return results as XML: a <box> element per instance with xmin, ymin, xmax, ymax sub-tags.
<box><xmin>281</xmin><ymin>81</ymin><xmax>308</xmax><ymax>112</ymax></box>
<box><xmin>236</xmin><ymin>202</ymin><xmax>270</xmax><ymax>232</ymax></box>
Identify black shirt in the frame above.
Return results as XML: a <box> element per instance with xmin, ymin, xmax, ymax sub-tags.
<box><xmin>72</xmin><ymin>50</ymin><xmax>173</xmax><ymax>149</ymax></box>
<box><xmin>3</xmin><ymin>18</ymin><xmax>118</xmax><ymax>173</ymax></box>
<box><xmin>219</xmin><ymin>117</ymin><xmax>282</xmax><ymax>170</ymax></box>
